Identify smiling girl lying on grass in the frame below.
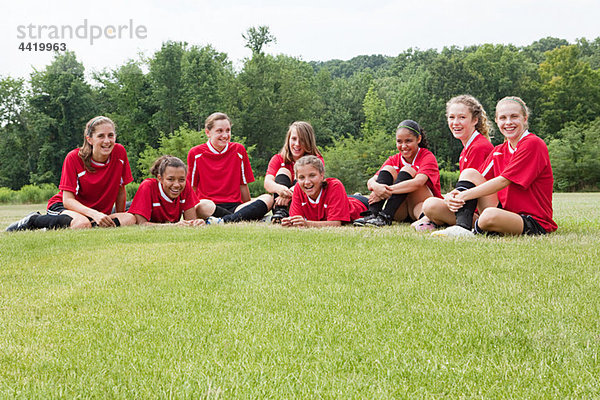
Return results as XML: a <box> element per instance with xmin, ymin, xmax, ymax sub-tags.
<box><xmin>127</xmin><ymin>155</ymin><xmax>205</xmax><ymax>227</ymax></box>
<box><xmin>281</xmin><ymin>155</ymin><xmax>368</xmax><ymax>228</ymax></box>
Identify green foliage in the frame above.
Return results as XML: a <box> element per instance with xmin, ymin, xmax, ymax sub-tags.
<box><xmin>0</xmin><ymin>187</ymin><xmax>15</xmax><ymax>204</ymax></box>
<box><xmin>248</xmin><ymin>175</ymin><xmax>266</xmax><ymax>198</ymax></box>
<box><xmin>242</xmin><ymin>26</ymin><xmax>276</xmax><ymax>55</ymax></box>
<box><xmin>137</xmin><ymin>124</ymin><xmax>207</xmax><ymax>179</ymax></box>
<box><xmin>548</xmin><ymin>118</ymin><xmax>600</xmax><ymax>191</ymax></box>
<box><xmin>125</xmin><ymin>182</ymin><xmax>140</xmax><ymax>201</ymax></box>
<box><xmin>324</xmin><ymin>86</ymin><xmax>396</xmax><ymax>193</ymax></box>
<box><xmin>538</xmin><ymin>45</ymin><xmax>600</xmax><ymax>138</ymax></box>
<box><xmin>440</xmin><ymin>169</ymin><xmax>460</xmax><ymax>192</ymax></box>
<box><xmin>0</xmin><ymin>183</ymin><xmax>57</xmax><ymax>204</ymax></box>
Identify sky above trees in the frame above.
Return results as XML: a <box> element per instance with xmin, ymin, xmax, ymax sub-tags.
<box><xmin>3</xmin><ymin>0</ymin><xmax>600</xmax><ymax>79</ymax></box>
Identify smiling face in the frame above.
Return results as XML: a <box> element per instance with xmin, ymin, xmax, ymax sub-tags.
<box><xmin>206</xmin><ymin>119</ymin><xmax>231</xmax><ymax>152</ymax></box>
<box><xmin>87</xmin><ymin>122</ymin><xmax>116</xmax><ymax>162</ymax></box>
<box><xmin>158</xmin><ymin>166</ymin><xmax>187</xmax><ymax>200</ymax></box>
<box><xmin>396</xmin><ymin>128</ymin><xmax>421</xmax><ymax>163</ymax></box>
<box><xmin>296</xmin><ymin>164</ymin><xmax>325</xmax><ymax>201</ymax></box>
<box><xmin>447</xmin><ymin>103</ymin><xmax>478</xmax><ymax>145</ymax></box>
<box><xmin>495</xmin><ymin>101</ymin><xmax>527</xmax><ymax>146</ymax></box>
<box><xmin>288</xmin><ymin>128</ymin><xmax>306</xmax><ymax>161</ymax></box>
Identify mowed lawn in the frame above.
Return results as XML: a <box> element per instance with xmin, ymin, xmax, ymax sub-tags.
<box><xmin>1</xmin><ymin>193</ymin><xmax>599</xmax><ymax>398</ymax></box>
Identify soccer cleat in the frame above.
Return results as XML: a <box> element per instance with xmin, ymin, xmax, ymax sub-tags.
<box><xmin>206</xmin><ymin>216</ymin><xmax>224</xmax><ymax>225</ymax></box>
<box><xmin>431</xmin><ymin>225</ymin><xmax>474</xmax><ymax>237</ymax></box>
<box><xmin>365</xmin><ymin>213</ymin><xmax>392</xmax><ymax>227</ymax></box>
<box><xmin>5</xmin><ymin>212</ymin><xmax>41</xmax><ymax>232</ymax></box>
<box><xmin>412</xmin><ymin>219</ymin><xmax>438</xmax><ymax>232</ymax></box>
<box><xmin>353</xmin><ymin>212</ymin><xmax>376</xmax><ymax>227</ymax></box>
<box><xmin>270</xmin><ymin>208</ymin><xmax>289</xmax><ymax>224</ymax></box>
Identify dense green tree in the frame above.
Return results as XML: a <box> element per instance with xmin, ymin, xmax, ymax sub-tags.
<box><xmin>242</xmin><ymin>26</ymin><xmax>276</xmax><ymax>55</ymax></box>
<box><xmin>235</xmin><ymin>53</ymin><xmax>317</xmax><ymax>172</ymax></box>
<box><xmin>538</xmin><ymin>45</ymin><xmax>600</xmax><ymax>138</ymax></box>
<box><xmin>94</xmin><ymin>60</ymin><xmax>155</xmax><ymax>180</ymax></box>
<box><xmin>149</xmin><ymin>41</ymin><xmax>186</xmax><ymax>135</ymax></box>
<box><xmin>181</xmin><ymin>45</ymin><xmax>233</xmax><ymax>131</ymax></box>
<box><xmin>548</xmin><ymin>118</ymin><xmax>600</xmax><ymax>191</ymax></box>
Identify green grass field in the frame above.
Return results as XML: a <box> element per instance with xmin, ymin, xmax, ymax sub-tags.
<box><xmin>1</xmin><ymin>193</ymin><xmax>599</xmax><ymax>398</ymax></box>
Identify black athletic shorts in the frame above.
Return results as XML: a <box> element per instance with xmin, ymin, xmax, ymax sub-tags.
<box><xmin>216</xmin><ymin>202</ymin><xmax>241</xmax><ymax>214</ymax></box>
<box><xmin>47</xmin><ymin>201</ymin><xmax>98</xmax><ymax>226</ymax></box>
<box><xmin>47</xmin><ymin>202</ymin><xmax>67</xmax><ymax>215</ymax></box>
<box><xmin>348</xmin><ymin>194</ymin><xmax>369</xmax><ymax>208</ymax></box>
<box><xmin>521</xmin><ymin>215</ymin><xmax>547</xmax><ymax>235</ymax></box>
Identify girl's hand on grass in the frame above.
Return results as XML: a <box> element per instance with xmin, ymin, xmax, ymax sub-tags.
<box><xmin>177</xmin><ymin>219</ymin><xmax>205</xmax><ymax>227</ymax></box>
<box><xmin>282</xmin><ymin>215</ymin><xmax>306</xmax><ymax>227</ymax></box>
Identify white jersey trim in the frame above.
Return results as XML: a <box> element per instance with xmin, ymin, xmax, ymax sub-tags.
<box><xmin>307</xmin><ymin>189</ymin><xmax>323</xmax><ymax>205</ymax></box>
<box><xmin>481</xmin><ymin>160</ymin><xmax>494</xmax><ymax>177</ymax></box>
<box><xmin>238</xmin><ymin>153</ymin><xmax>247</xmax><ymax>185</ymax></box>
<box><xmin>76</xmin><ymin>170</ymin><xmax>86</xmax><ymax>195</ymax></box>
<box><xmin>157</xmin><ymin>180</ymin><xmax>173</xmax><ymax>203</ymax></box>
<box><xmin>192</xmin><ymin>153</ymin><xmax>203</xmax><ymax>188</ymax></box>
<box><xmin>91</xmin><ymin>157</ymin><xmax>110</xmax><ymax>167</ymax></box>
<box><xmin>401</xmin><ymin>147</ymin><xmax>421</xmax><ymax>168</ymax></box>
<box><xmin>508</xmin><ymin>130</ymin><xmax>530</xmax><ymax>154</ymax></box>
<box><xmin>464</xmin><ymin>130</ymin><xmax>480</xmax><ymax>151</ymax></box>
<box><xmin>207</xmin><ymin>140</ymin><xmax>229</xmax><ymax>154</ymax></box>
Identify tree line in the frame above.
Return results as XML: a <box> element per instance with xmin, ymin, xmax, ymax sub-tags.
<box><xmin>1</xmin><ymin>28</ymin><xmax>600</xmax><ymax>193</ymax></box>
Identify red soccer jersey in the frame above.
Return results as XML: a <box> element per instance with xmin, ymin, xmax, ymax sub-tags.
<box><xmin>479</xmin><ymin>131</ymin><xmax>557</xmax><ymax>232</ymax></box>
<box><xmin>459</xmin><ymin>131</ymin><xmax>494</xmax><ymax>172</ymax></box>
<box><xmin>128</xmin><ymin>178</ymin><xmax>198</xmax><ymax>223</ymax></box>
<box><xmin>186</xmin><ymin>141</ymin><xmax>255</xmax><ymax>204</ymax></box>
<box><xmin>266</xmin><ymin>153</ymin><xmax>325</xmax><ymax>181</ymax></box>
<box><xmin>47</xmin><ymin>144</ymin><xmax>133</xmax><ymax>214</ymax></box>
<box><xmin>379</xmin><ymin>148</ymin><xmax>442</xmax><ymax>198</ymax></box>
<box><xmin>290</xmin><ymin>178</ymin><xmax>365</xmax><ymax>222</ymax></box>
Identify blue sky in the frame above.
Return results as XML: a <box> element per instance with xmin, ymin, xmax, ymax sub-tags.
<box><xmin>2</xmin><ymin>0</ymin><xmax>599</xmax><ymax>79</ymax></box>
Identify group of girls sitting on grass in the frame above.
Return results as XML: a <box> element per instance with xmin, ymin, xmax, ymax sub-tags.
<box><xmin>6</xmin><ymin>95</ymin><xmax>557</xmax><ymax>237</ymax></box>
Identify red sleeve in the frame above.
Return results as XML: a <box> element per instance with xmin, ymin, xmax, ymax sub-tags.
<box><xmin>415</xmin><ymin>151</ymin><xmax>439</xmax><ymax>182</ymax></box>
<box><xmin>186</xmin><ymin>145</ymin><xmax>203</xmax><ymax>190</ymax></box>
<box><xmin>478</xmin><ymin>146</ymin><xmax>499</xmax><ymax>179</ymax></box>
<box><xmin>239</xmin><ymin>145</ymin><xmax>255</xmax><ymax>184</ymax></box>
<box><xmin>464</xmin><ymin>139</ymin><xmax>493</xmax><ymax>170</ymax></box>
<box><xmin>118</xmin><ymin>145</ymin><xmax>133</xmax><ymax>186</ymax></box>
<box><xmin>289</xmin><ymin>187</ymin><xmax>305</xmax><ymax>217</ymax></box>
<box><xmin>266</xmin><ymin>154</ymin><xmax>283</xmax><ymax>177</ymax></box>
<box><xmin>379</xmin><ymin>154</ymin><xmax>399</xmax><ymax>173</ymax></box>
<box><xmin>58</xmin><ymin>151</ymin><xmax>80</xmax><ymax>193</ymax></box>
<box><xmin>323</xmin><ymin>179</ymin><xmax>350</xmax><ymax>222</ymax></box>
<box><xmin>501</xmin><ymin>137</ymin><xmax>549</xmax><ymax>189</ymax></box>
<box><xmin>128</xmin><ymin>179</ymin><xmax>153</xmax><ymax>220</ymax></box>
<box><xmin>180</xmin><ymin>183</ymin><xmax>198</xmax><ymax>212</ymax></box>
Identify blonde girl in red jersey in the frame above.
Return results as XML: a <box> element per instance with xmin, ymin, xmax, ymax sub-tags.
<box><xmin>281</xmin><ymin>155</ymin><xmax>367</xmax><ymax>227</ymax></box>
<box><xmin>6</xmin><ymin>116</ymin><xmax>136</xmax><ymax>231</ymax></box>
<box><xmin>264</xmin><ymin>121</ymin><xmax>324</xmax><ymax>223</ymax></box>
<box><xmin>432</xmin><ymin>96</ymin><xmax>557</xmax><ymax>237</ymax></box>
<box><xmin>416</xmin><ymin>95</ymin><xmax>494</xmax><ymax>231</ymax></box>
<box><xmin>128</xmin><ymin>155</ymin><xmax>205</xmax><ymax>226</ymax></box>
<box><xmin>186</xmin><ymin>112</ymin><xmax>273</xmax><ymax>223</ymax></box>
<box><xmin>353</xmin><ymin>119</ymin><xmax>442</xmax><ymax>227</ymax></box>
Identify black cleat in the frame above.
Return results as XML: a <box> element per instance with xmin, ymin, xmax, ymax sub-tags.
<box><xmin>353</xmin><ymin>212</ymin><xmax>376</xmax><ymax>227</ymax></box>
<box><xmin>5</xmin><ymin>212</ymin><xmax>40</xmax><ymax>232</ymax></box>
<box><xmin>365</xmin><ymin>213</ymin><xmax>392</xmax><ymax>227</ymax></box>
<box><xmin>270</xmin><ymin>208</ymin><xmax>289</xmax><ymax>224</ymax></box>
